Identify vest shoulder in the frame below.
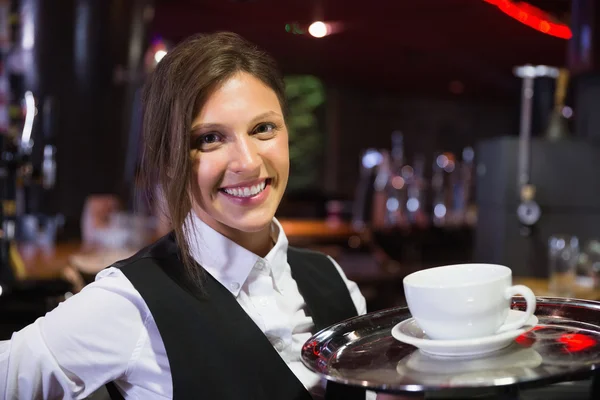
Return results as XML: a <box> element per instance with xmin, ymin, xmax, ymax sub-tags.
<box><xmin>287</xmin><ymin>245</ymin><xmax>331</xmax><ymax>261</ymax></box>
<box><xmin>109</xmin><ymin>232</ymin><xmax>180</xmax><ymax>271</ymax></box>
<box><xmin>287</xmin><ymin>246</ymin><xmax>338</xmax><ymax>274</ymax></box>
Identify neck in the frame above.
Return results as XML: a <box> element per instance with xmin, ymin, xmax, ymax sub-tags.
<box><xmin>229</xmin><ymin>226</ymin><xmax>273</xmax><ymax>257</ymax></box>
<box><xmin>193</xmin><ymin>210</ymin><xmax>274</xmax><ymax>257</ymax></box>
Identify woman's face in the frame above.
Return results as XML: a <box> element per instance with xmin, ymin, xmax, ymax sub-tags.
<box><xmin>189</xmin><ymin>72</ymin><xmax>289</xmax><ymax>237</ymax></box>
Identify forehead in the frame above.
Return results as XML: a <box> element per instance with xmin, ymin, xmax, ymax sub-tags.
<box><xmin>194</xmin><ymin>72</ymin><xmax>282</xmax><ymax>123</ymax></box>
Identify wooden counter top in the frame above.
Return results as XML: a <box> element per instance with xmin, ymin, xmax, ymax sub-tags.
<box><xmin>16</xmin><ymin>219</ymin><xmax>358</xmax><ymax>278</ymax></box>
<box><xmin>279</xmin><ymin>219</ymin><xmax>357</xmax><ymax>241</ymax></box>
<box><xmin>11</xmin><ymin>219</ymin><xmax>600</xmax><ymax>302</ymax></box>
<box><xmin>514</xmin><ymin>276</ymin><xmax>599</xmax><ymax>301</ymax></box>
<box><xmin>19</xmin><ymin>241</ymin><xmax>82</xmax><ymax>280</ymax></box>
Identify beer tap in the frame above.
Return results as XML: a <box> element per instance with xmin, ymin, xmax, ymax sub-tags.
<box><xmin>0</xmin><ymin>91</ymin><xmax>66</xmax><ymax>297</ymax></box>
<box><xmin>513</xmin><ymin>66</ymin><xmax>556</xmax><ymax>235</ymax></box>
<box><xmin>12</xmin><ymin>94</ymin><xmax>60</xmax><ymax>244</ymax></box>
<box><xmin>0</xmin><ymin>92</ymin><xmax>28</xmax><ymax>287</ymax></box>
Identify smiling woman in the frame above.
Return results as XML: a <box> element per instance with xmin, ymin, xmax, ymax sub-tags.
<box><xmin>187</xmin><ymin>74</ymin><xmax>290</xmax><ymax>258</ymax></box>
<box><xmin>141</xmin><ymin>33</ymin><xmax>291</xmax><ymax>284</ymax></box>
<box><xmin>0</xmin><ymin>32</ymin><xmax>372</xmax><ymax>400</ymax></box>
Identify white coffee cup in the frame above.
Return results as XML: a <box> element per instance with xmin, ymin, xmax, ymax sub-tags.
<box><xmin>403</xmin><ymin>263</ymin><xmax>536</xmax><ymax>340</ymax></box>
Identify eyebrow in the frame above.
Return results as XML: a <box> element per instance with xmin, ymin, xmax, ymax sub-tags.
<box><xmin>249</xmin><ymin>111</ymin><xmax>282</xmax><ymax>126</ymax></box>
<box><xmin>190</xmin><ymin>110</ymin><xmax>283</xmax><ymax>133</ymax></box>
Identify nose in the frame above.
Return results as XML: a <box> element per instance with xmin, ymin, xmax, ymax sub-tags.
<box><xmin>229</xmin><ymin>135</ymin><xmax>262</xmax><ymax>174</ymax></box>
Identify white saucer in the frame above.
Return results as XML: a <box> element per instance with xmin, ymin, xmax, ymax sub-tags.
<box><xmin>391</xmin><ymin>310</ymin><xmax>539</xmax><ymax>357</ymax></box>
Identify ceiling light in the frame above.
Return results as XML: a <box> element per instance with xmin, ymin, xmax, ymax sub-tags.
<box><xmin>308</xmin><ymin>21</ymin><xmax>329</xmax><ymax>38</ymax></box>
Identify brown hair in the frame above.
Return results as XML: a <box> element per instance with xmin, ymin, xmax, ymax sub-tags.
<box><xmin>140</xmin><ymin>32</ymin><xmax>287</xmax><ymax>285</ymax></box>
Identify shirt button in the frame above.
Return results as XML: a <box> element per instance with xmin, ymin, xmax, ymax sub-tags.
<box><xmin>272</xmin><ymin>339</ymin><xmax>286</xmax><ymax>352</ymax></box>
<box><xmin>255</xmin><ymin>260</ymin><xmax>266</xmax><ymax>271</ymax></box>
<box><xmin>229</xmin><ymin>282</ymin><xmax>240</xmax><ymax>291</ymax></box>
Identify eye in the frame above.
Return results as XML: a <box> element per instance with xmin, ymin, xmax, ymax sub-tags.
<box><xmin>194</xmin><ymin>132</ymin><xmax>223</xmax><ymax>150</ymax></box>
<box><xmin>252</xmin><ymin>122</ymin><xmax>277</xmax><ymax>137</ymax></box>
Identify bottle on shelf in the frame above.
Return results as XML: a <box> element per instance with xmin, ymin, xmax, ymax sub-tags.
<box><xmin>545</xmin><ymin>68</ymin><xmax>570</xmax><ymax>141</ymax></box>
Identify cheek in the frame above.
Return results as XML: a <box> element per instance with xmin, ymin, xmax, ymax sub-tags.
<box><xmin>264</xmin><ymin>135</ymin><xmax>289</xmax><ymax>167</ymax></box>
<box><xmin>278</xmin><ymin>140</ymin><xmax>290</xmax><ymax>174</ymax></box>
<box><xmin>192</xmin><ymin>154</ymin><xmax>224</xmax><ymax>195</ymax></box>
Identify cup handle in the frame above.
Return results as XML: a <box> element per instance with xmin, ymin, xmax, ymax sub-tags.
<box><xmin>497</xmin><ymin>285</ymin><xmax>537</xmax><ymax>333</ymax></box>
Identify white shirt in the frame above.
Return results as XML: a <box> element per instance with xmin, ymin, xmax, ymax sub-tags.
<box><xmin>0</xmin><ymin>216</ymin><xmax>375</xmax><ymax>400</ymax></box>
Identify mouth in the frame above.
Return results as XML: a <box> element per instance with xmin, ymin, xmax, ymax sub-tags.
<box><xmin>218</xmin><ymin>178</ymin><xmax>272</xmax><ymax>199</ymax></box>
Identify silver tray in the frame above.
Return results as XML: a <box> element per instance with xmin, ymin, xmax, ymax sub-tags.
<box><xmin>301</xmin><ymin>297</ymin><xmax>600</xmax><ymax>396</ymax></box>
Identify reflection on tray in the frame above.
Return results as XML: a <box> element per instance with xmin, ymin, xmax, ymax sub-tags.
<box><xmin>396</xmin><ymin>344</ymin><xmax>542</xmax><ymax>386</ymax></box>
<box><xmin>300</xmin><ymin>298</ymin><xmax>600</xmax><ymax>394</ymax></box>
<box><xmin>519</xmin><ymin>322</ymin><xmax>600</xmax><ymax>369</ymax></box>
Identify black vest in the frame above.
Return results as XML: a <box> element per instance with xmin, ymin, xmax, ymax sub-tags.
<box><xmin>106</xmin><ymin>233</ymin><xmax>365</xmax><ymax>400</ymax></box>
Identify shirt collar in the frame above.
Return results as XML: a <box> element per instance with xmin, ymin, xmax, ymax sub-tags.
<box><xmin>266</xmin><ymin>218</ymin><xmax>288</xmax><ymax>287</ymax></box>
<box><xmin>184</xmin><ymin>213</ymin><xmax>288</xmax><ymax>296</ymax></box>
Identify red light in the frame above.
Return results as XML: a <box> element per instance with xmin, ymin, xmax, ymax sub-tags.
<box><xmin>558</xmin><ymin>333</ymin><xmax>597</xmax><ymax>353</ymax></box>
<box><xmin>302</xmin><ymin>340</ymin><xmax>322</xmax><ymax>358</ymax></box>
<box><xmin>518</xmin><ymin>11</ymin><xmax>527</xmax><ymax>22</ymax></box>
<box><xmin>484</xmin><ymin>0</ymin><xmax>572</xmax><ymax>39</ymax></box>
<box><xmin>515</xmin><ymin>325</ymin><xmax>543</xmax><ymax>347</ymax></box>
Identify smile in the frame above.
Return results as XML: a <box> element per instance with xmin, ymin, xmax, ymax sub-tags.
<box><xmin>219</xmin><ymin>178</ymin><xmax>271</xmax><ymax>198</ymax></box>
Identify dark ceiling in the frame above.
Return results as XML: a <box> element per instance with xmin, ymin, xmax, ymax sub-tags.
<box><xmin>152</xmin><ymin>0</ymin><xmax>571</xmax><ymax>100</ymax></box>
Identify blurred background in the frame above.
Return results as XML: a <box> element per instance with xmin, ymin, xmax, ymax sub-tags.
<box><xmin>1</xmin><ymin>0</ymin><xmax>600</xmax><ymax>336</ymax></box>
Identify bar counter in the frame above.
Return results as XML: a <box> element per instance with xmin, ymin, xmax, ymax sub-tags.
<box><xmin>12</xmin><ymin>219</ymin><xmax>600</xmax><ymax>302</ymax></box>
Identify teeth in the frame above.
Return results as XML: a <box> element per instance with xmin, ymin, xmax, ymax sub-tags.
<box><xmin>223</xmin><ymin>180</ymin><xmax>267</xmax><ymax>198</ymax></box>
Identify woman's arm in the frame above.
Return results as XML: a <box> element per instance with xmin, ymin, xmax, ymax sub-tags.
<box><xmin>0</xmin><ymin>269</ymin><xmax>149</xmax><ymax>400</ymax></box>
<box><xmin>327</xmin><ymin>255</ymin><xmax>367</xmax><ymax>316</ymax></box>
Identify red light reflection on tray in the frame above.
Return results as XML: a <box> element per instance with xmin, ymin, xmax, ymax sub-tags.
<box><xmin>302</xmin><ymin>340</ymin><xmax>321</xmax><ymax>358</ymax></box>
<box><xmin>515</xmin><ymin>326</ymin><xmax>542</xmax><ymax>346</ymax></box>
<box><xmin>515</xmin><ymin>326</ymin><xmax>597</xmax><ymax>353</ymax></box>
<box><xmin>558</xmin><ymin>333</ymin><xmax>597</xmax><ymax>353</ymax></box>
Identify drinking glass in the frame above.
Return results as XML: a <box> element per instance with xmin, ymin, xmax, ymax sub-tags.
<box><xmin>548</xmin><ymin>235</ymin><xmax>579</xmax><ymax>297</ymax></box>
